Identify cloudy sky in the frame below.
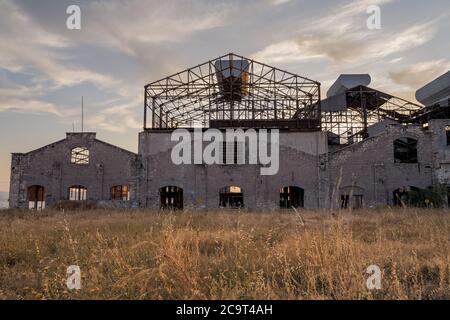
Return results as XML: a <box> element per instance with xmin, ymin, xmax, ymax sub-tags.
<box><xmin>0</xmin><ymin>0</ymin><xmax>449</xmax><ymax>192</ymax></box>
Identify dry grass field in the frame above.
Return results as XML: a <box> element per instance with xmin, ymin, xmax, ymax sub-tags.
<box><xmin>0</xmin><ymin>208</ymin><xmax>448</xmax><ymax>300</ymax></box>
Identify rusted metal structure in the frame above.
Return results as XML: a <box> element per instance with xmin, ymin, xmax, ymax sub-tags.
<box><xmin>8</xmin><ymin>55</ymin><xmax>450</xmax><ymax>210</ymax></box>
<box><xmin>144</xmin><ymin>53</ymin><xmax>321</xmax><ymax>130</ymax></box>
<box><xmin>321</xmin><ymin>85</ymin><xmax>423</xmax><ymax>145</ymax></box>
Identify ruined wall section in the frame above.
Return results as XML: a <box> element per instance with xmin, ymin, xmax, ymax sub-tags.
<box><xmin>429</xmin><ymin>120</ymin><xmax>450</xmax><ymax>185</ymax></box>
<box><xmin>9</xmin><ymin>133</ymin><xmax>139</xmax><ymax>209</ymax></box>
<box><xmin>327</xmin><ymin>125</ymin><xmax>434</xmax><ymax>208</ymax></box>
<box><xmin>138</xmin><ymin>130</ymin><xmax>328</xmax><ymax>209</ymax></box>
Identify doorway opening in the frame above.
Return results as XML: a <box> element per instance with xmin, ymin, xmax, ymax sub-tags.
<box><xmin>28</xmin><ymin>185</ymin><xmax>45</xmax><ymax>210</ymax></box>
<box><xmin>279</xmin><ymin>186</ymin><xmax>304</xmax><ymax>208</ymax></box>
<box><xmin>219</xmin><ymin>186</ymin><xmax>244</xmax><ymax>208</ymax></box>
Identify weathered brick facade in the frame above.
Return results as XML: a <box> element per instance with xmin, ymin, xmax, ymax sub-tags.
<box><xmin>8</xmin><ymin>120</ymin><xmax>450</xmax><ymax>210</ymax></box>
<box><xmin>9</xmin><ymin>133</ymin><xmax>139</xmax><ymax>209</ymax></box>
<box><xmin>138</xmin><ymin>130</ymin><xmax>327</xmax><ymax>209</ymax></box>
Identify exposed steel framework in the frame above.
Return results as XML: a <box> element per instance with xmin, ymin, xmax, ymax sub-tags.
<box><xmin>144</xmin><ymin>53</ymin><xmax>321</xmax><ymax>130</ymax></box>
<box><xmin>408</xmin><ymin>102</ymin><xmax>450</xmax><ymax>124</ymax></box>
<box><xmin>322</xmin><ymin>86</ymin><xmax>423</xmax><ymax>145</ymax></box>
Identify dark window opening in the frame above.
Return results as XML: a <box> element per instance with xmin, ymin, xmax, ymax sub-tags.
<box><xmin>341</xmin><ymin>194</ymin><xmax>363</xmax><ymax>209</ymax></box>
<box><xmin>160</xmin><ymin>186</ymin><xmax>183</xmax><ymax>210</ymax></box>
<box><xmin>27</xmin><ymin>185</ymin><xmax>45</xmax><ymax>210</ymax></box>
<box><xmin>446</xmin><ymin>126</ymin><xmax>450</xmax><ymax>146</ymax></box>
<box><xmin>394</xmin><ymin>186</ymin><xmax>444</xmax><ymax>207</ymax></box>
<box><xmin>71</xmin><ymin>147</ymin><xmax>90</xmax><ymax>164</ymax></box>
<box><xmin>111</xmin><ymin>185</ymin><xmax>130</xmax><ymax>201</ymax></box>
<box><xmin>394</xmin><ymin>138</ymin><xmax>418</xmax><ymax>163</ymax></box>
<box><xmin>219</xmin><ymin>186</ymin><xmax>244</xmax><ymax>208</ymax></box>
<box><xmin>69</xmin><ymin>185</ymin><xmax>87</xmax><ymax>201</ymax></box>
<box><xmin>280</xmin><ymin>186</ymin><xmax>304</xmax><ymax>208</ymax></box>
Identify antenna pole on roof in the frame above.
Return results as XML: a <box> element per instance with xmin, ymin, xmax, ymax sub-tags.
<box><xmin>81</xmin><ymin>96</ymin><xmax>84</xmax><ymax>133</ymax></box>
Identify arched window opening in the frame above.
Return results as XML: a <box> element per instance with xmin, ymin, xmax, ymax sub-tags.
<box><xmin>111</xmin><ymin>185</ymin><xmax>130</xmax><ymax>201</ymax></box>
<box><xmin>219</xmin><ymin>186</ymin><xmax>244</xmax><ymax>208</ymax></box>
<box><xmin>69</xmin><ymin>185</ymin><xmax>87</xmax><ymax>201</ymax></box>
<box><xmin>27</xmin><ymin>185</ymin><xmax>45</xmax><ymax>210</ymax></box>
<box><xmin>280</xmin><ymin>186</ymin><xmax>304</xmax><ymax>208</ymax></box>
<box><xmin>71</xmin><ymin>147</ymin><xmax>90</xmax><ymax>164</ymax></box>
<box><xmin>393</xmin><ymin>186</ymin><xmax>420</xmax><ymax>206</ymax></box>
<box><xmin>160</xmin><ymin>186</ymin><xmax>183</xmax><ymax>210</ymax></box>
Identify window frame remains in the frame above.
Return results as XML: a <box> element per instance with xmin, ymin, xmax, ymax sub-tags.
<box><xmin>27</xmin><ymin>185</ymin><xmax>46</xmax><ymax>210</ymax></box>
<box><xmin>219</xmin><ymin>186</ymin><xmax>244</xmax><ymax>208</ymax></box>
<box><xmin>111</xmin><ymin>185</ymin><xmax>130</xmax><ymax>201</ymax></box>
<box><xmin>69</xmin><ymin>185</ymin><xmax>87</xmax><ymax>201</ymax></box>
<box><xmin>160</xmin><ymin>186</ymin><xmax>183</xmax><ymax>210</ymax></box>
<box><xmin>71</xmin><ymin>146</ymin><xmax>90</xmax><ymax>165</ymax></box>
<box><xmin>279</xmin><ymin>186</ymin><xmax>305</xmax><ymax>208</ymax></box>
<box><xmin>393</xmin><ymin>137</ymin><xmax>418</xmax><ymax>164</ymax></box>
<box><xmin>341</xmin><ymin>194</ymin><xmax>364</xmax><ymax>209</ymax></box>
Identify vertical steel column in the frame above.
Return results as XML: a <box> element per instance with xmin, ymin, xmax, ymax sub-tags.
<box><xmin>143</xmin><ymin>87</ymin><xmax>147</xmax><ymax>129</ymax></box>
<box><xmin>151</xmin><ymin>97</ymin><xmax>156</xmax><ymax>129</ymax></box>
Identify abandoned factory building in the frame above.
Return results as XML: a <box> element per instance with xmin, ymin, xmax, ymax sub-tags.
<box><xmin>9</xmin><ymin>53</ymin><xmax>450</xmax><ymax>210</ymax></box>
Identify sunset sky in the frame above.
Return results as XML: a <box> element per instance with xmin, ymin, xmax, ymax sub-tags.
<box><xmin>1</xmin><ymin>0</ymin><xmax>449</xmax><ymax>193</ymax></box>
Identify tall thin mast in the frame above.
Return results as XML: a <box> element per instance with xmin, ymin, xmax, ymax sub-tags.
<box><xmin>81</xmin><ymin>96</ymin><xmax>84</xmax><ymax>133</ymax></box>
